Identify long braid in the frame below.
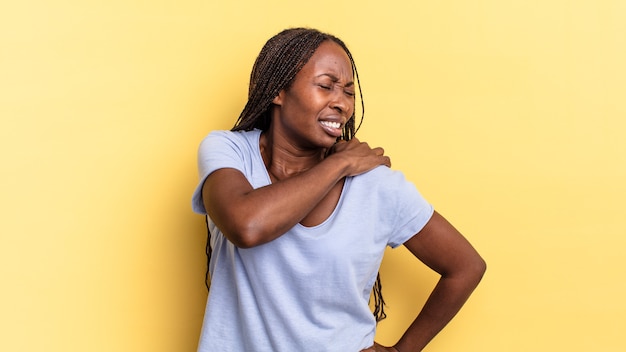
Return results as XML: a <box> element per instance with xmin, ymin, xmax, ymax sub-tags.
<box><xmin>206</xmin><ymin>28</ymin><xmax>386</xmax><ymax>322</ymax></box>
<box><xmin>231</xmin><ymin>28</ymin><xmax>364</xmax><ymax>140</ymax></box>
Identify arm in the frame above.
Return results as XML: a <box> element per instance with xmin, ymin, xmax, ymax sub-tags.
<box><xmin>392</xmin><ymin>211</ymin><xmax>486</xmax><ymax>352</ymax></box>
<box><xmin>202</xmin><ymin>138</ymin><xmax>390</xmax><ymax>248</ymax></box>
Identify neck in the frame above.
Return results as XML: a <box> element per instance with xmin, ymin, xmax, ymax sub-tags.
<box><xmin>260</xmin><ymin>130</ymin><xmax>326</xmax><ymax>181</ymax></box>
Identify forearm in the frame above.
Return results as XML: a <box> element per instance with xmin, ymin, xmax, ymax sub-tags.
<box><xmin>205</xmin><ymin>154</ymin><xmax>349</xmax><ymax>247</ymax></box>
<box><xmin>394</xmin><ymin>271</ymin><xmax>484</xmax><ymax>352</ymax></box>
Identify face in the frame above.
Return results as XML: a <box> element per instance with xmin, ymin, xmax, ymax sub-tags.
<box><xmin>271</xmin><ymin>40</ymin><xmax>355</xmax><ymax>149</ymax></box>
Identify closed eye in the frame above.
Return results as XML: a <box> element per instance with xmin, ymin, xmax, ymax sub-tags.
<box><xmin>318</xmin><ymin>84</ymin><xmax>332</xmax><ymax>90</ymax></box>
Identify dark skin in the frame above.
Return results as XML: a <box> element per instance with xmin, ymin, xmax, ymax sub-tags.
<box><xmin>203</xmin><ymin>41</ymin><xmax>485</xmax><ymax>351</ymax></box>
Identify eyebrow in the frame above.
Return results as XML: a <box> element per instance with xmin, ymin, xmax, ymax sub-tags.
<box><xmin>317</xmin><ymin>73</ymin><xmax>354</xmax><ymax>87</ymax></box>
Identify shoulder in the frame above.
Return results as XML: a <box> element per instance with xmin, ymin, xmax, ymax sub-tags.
<box><xmin>198</xmin><ymin>129</ymin><xmax>261</xmax><ymax>155</ymax></box>
<box><xmin>351</xmin><ymin>166</ymin><xmax>428</xmax><ymax>205</ymax></box>
<box><xmin>346</xmin><ymin>165</ymin><xmax>433</xmax><ymax>246</ymax></box>
<box><xmin>356</xmin><ymin>165</ymin><xmax>413</xmax><ymax>190</ymax></box>
<box><xmin>201</xmin><ymin>129</ymin><xmax>260</xmax><ymax>147</ymax></box>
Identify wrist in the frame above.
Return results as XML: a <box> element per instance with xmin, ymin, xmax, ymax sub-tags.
<box><xmin>323</xmin><ymin>152</ymin><xmax>351</xmax><ymax>178</ymax></box>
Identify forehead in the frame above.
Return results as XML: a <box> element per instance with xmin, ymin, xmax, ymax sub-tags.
<box><xmin>299</xmin><ymin>40</ymin><xmax>353</xmax><ymax>79</ymax></box>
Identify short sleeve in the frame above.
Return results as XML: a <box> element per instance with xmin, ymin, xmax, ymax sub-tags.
<box><xmin>385</xmin><ymin>170</ymin><xmax>434</xmax><ymax>248</ymax></box>
<box><xmin>191</xmin><ymin>130</ymin><xmax>247</xmax><ymax>214</ymax></box>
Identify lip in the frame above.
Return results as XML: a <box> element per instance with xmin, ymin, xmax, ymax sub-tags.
<box><xmin>319</xmin><ymin>118</ymin><xmax>344</xmax><ymax>138</ymax></box>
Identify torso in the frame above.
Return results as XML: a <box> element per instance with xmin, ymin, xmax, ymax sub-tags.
<box><xmin>261</xmin><ymin>132</ymin><xmax>345</xmax><ymax>228</ymax></box>
<box><xmin>194</xmin><ymin>129</ymin><xmax>434</xmax><ymax>352</ymax></box>
<box><xmin>299</xmin><ymin>179</ymin><xmax>344</xmax><ymax>227</ymax></box>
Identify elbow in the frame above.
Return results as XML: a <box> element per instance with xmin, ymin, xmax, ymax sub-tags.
<box><xmin>445</xmin><ymin>252</ymin><xmax>486</xmax><ymax>286</ymax></box>
<box><xmin>467</xmin><ymin>255</ymin><xmax>487</xmax><ymax>285</ymax></box>
<box><xmin>223</xmin><ymin>222</ymin><xmax>270</xmax><ymax>249</ymax></box>
<box><xmin>228</xmin><ymin>236</ymin><xmax>256</xmax><ymax>249</ymax></box>
<box><xmin>233</xmin><ymin>237</ymin><xmax>263</xmax><ymax>249</ymax></box>
<box><xmin>213</xmin><ymin>209</ymin><xmax>283</xmax><ymax>248</ymax></box>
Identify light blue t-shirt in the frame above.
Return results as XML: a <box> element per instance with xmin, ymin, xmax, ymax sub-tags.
<box><xmin>191</xmin><ymin>129</ymin><xmax>434</xmax><ymax>352</ymax></box>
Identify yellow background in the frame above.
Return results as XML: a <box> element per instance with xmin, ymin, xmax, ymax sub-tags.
<box><xmin>1</xmin><ymin>1</ymin><xmax>625</xmax><ymax>351</ymax></box>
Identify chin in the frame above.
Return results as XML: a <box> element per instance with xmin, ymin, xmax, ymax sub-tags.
<box><xmin>319</xmin><ymin>136</ymin><xmax>339</xmax><ymax>149</ymax></box>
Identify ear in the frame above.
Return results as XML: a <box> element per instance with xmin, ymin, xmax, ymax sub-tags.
<box><xmin>272</xmin><ymin>90</ymin><xmax>284</xmax><ymax>106</ymax></box>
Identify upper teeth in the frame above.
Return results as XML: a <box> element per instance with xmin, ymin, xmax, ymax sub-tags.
<box><xmin>321</xmin><ymin>121</ymin><xmax>341</xmax><ymax>129</ymax></box>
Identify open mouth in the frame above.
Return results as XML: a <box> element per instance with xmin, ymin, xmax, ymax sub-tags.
<box><xmin>320</xmin><ymin>121</ymin><xmax>341</xmax><ymax>129</ymax></box>
<box><xmin>319</xmin><ymin>120</ymin><xmax>343</xmax><ymax>137</ymax></box>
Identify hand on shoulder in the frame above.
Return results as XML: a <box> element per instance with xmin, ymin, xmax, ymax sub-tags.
<box><xmin>328</xmin><ymin>138</ymin><xmax>391</xmax><ymax>177</ymax></box>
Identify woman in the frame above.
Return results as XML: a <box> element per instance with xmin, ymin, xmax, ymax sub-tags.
<box><xmin>192</xmin><ymin>28</ymin><xmax>486</xmax><ymax>352</ymax></box>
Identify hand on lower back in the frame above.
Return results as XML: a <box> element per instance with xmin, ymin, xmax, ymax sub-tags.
<box><xmin>359</xmin><ymin>342</ymin><xmax>399</xmax><ymax>352</ymax></box>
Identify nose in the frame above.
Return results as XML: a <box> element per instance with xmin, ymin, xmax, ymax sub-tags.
<box><xmin>330</xmin><ymin>90</ymin><xmax>352</xmax><ymax>117</ymax></box>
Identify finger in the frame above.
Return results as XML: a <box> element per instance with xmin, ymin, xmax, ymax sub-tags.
<box><xmin>333</xmin><ymin>140</ymin><xmax>347</xmax><ymax>149</ymax></box>
<box><xmin>331</xmin><ymin>140</ymin><xmax>347</xmax><ymax>153</ymax></box>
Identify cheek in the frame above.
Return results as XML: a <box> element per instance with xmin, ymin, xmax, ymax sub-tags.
<box><xmin>282</xmin><ymin>85</ymin><xmax>328</xmax><ymax>116</ymax></box>
<box><xmin>345</xmin><ymin>101</ymin><xmax>355</xmax><ymax>118</ymax></box>
<box><xmin>296</xmin><ymin>94</ymin><xmax>326</xmax><ymax>115</ymax></box>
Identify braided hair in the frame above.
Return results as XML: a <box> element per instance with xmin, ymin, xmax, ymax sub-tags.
<box><xmin>232</xmin><ymin>27</ymin><xmax>364</xmax><ymax>141</ymax></box>
<box><xmin>206</xmin><ymin>28</ymin><xmax>387</xmax><ymax>322</ymax></box>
